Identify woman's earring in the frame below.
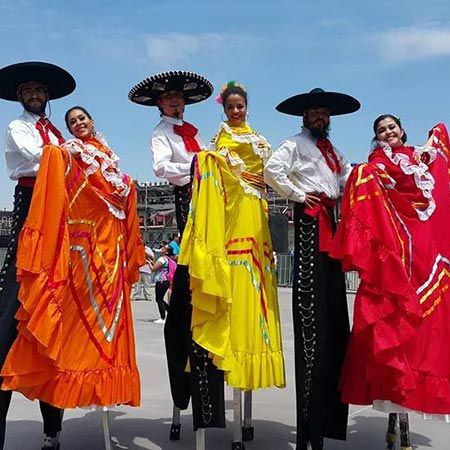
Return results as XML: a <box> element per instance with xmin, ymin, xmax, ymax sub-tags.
<box><xmin>221</xmin><ymin>113</ymin><xmax>227</xmax><ymax>122</ymax></box>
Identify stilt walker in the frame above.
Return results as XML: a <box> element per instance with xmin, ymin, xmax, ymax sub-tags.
<box><xmin>178</xmin><ymin>81</ymin><xmax>286</xmax><ymax>449</ymax></box>
<box><xmin>0</xmin><ymin>61</ymin><xmax>76</xmax><ymax>450</ymax></box>
<box><xmin>331</xmin><ymin>117</ymin><xmax>450</xmax><ymax>449</ymax></box>
<box><xmin>265</xmin><ymin>88</ymin><xmax>360</xmax><ymax>450</ymax></box>
<box><xmin>0</xmin><ymin>103</ymin><xmax>145</xmax><ymax>449</ymax></box>
<box><xmin>128</xmin><ymin>71</ymin><xmax>227</xmax><ymax>441</ymax></box>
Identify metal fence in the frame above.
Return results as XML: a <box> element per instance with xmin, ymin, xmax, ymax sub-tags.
<box><xmin>276</xmin><ymin>253</ymin><xmax>360</xmax><ymax>292</ymax></box>
<box><xmin>0</xmin><ymin>248</ymin><xmax>360</xmax><ymax>297</ymax></box>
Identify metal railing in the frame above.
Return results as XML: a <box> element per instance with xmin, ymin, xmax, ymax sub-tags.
<box><xmin>130</xmin><ymin>254</ymin><xmax>360</xmax><ymax>299</ymax></box>
<box><xmin>0</xmin><ymin>248</ymin><xmax>360</xmax><ymax>296</ymax></box>
<box><xmin>275</xmin><ymin>253</ymin><xmax>360</xmax><ymax>292</ymax></box>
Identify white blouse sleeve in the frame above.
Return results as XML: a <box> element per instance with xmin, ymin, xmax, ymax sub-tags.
<box><xmin>264</xmin><ymin>139</ymin><xmax>306</xmax><ymax>203</ymax></box>
<box><xmin>334</xmin><ymin>146</ymin><xmax>353</xmax><ymax>192</ymax></box>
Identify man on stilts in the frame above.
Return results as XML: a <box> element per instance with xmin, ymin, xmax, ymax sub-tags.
<box><xmin>0</xmin><ymin>61</ymin><xmax>76</xmax><ymax>450</ymax></box>
<box><xmin>264</xmin><ymin>88</ymin><xmax>360</xmax><ymax>450</ymax></box>
<box><xmin>129</xmin><ymin>71</ymin><xmax>225</xmax><ymax>431</ymax></box>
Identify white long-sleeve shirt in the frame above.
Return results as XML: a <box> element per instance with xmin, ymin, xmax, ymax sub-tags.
<box><xmin>5</xmin><ymin>110</ymin><xmax>63</xmax><ymax>180</ymax></box>
<box><xmin>264</xmin><ymin>127</ymin><xmax>352</xmax><ymax>203</ymax></box>
<box><xmin>150</xmin><ymin>115</ymin><xmax>205</xmax><ymax>186</ymax></box>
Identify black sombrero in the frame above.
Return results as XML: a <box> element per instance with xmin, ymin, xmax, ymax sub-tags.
<box><xmin>128</xmin><ymin>70</ymin><xmax>213</xmax><ymax>106</ymax></box>
<box><xmin>0</xmin><ymin>61</ymin><xmax>76</xmax><ymax>102</ymax></box>
<box><xmin>276</xmin><ymin>88</ymin><xmax>360</xmax><ymax>116</ymax></box>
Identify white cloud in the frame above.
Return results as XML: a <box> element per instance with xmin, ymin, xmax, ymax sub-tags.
<box><xmin>145</xmin><ymin>32</ymin><xmax>260</xmax><ymax>69</ymax></box>
<box><xmin>375</xmin><ymin>26</ymin><xmax>450</xmax><ymax>63</ymax></box>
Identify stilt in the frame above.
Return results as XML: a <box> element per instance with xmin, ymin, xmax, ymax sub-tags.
<box><xmin>195</xmin><ymin>428</ymin><xmax>206</xmax><ymax>450</ymax></box>
<box><xmin>102</xmin><ymin>409</ymin><xmax>112</xmax><ymax>450</ymax></box>
<box><xmin>399</xmin><ymin>413</ymin><xmax>412</xmax><ymax>450</ymax></box>
<box><xmin>242</xmin><ymin>391</ymin><xmax>254</xmax><ymax>441</ymax></box>
<box><xmin>169</xmin><ymin>404</ymin><xmax>182</xmax><ymax>440</ymax></box>
<box><xmin>231</xmin><ymin>388</ymin><xmax>244</xmax><ymax>449</ymax></box>
<box><xmin>385</xmin><ymin>413</ymin><xmax>397</xmax><ymax>450</ymax></box>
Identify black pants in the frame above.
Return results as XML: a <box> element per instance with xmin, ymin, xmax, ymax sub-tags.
<box><xmin>155</xmin><ymin>280</ymin><xmax>170</xmax><ymax>320</ymax></box>
<box><xmin>293</xmin><ymin>204</ymin><xmax>349</xmax><ymax>450</ymax></box>
<box><xmin>164</xmin><ymin>184</ymin><xmax>225</xmax><ymax>430</ymax></box>
<box><xmin>0</xmin><ymin>185</ymin><xmax>63</xmax><ymax>450</ymax></box>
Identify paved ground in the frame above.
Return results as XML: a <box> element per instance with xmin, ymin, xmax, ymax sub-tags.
<box><xmin>4</xmin><ymin>288</ymin><xmax>449</xmax><ymax>449</ymax></box>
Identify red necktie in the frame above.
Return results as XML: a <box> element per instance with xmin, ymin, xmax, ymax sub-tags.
<box><xmin>316</xmin><ymin>138</ymin><xmax>341</xmax><ymax>174</ymax></box>
<box><xmin>173</xmin><ymin>122</ymin><xmax>201</xmax><ymax>153</ymax></box>
<box><xmin>35</xmin><ymin>118</ymin><xmax>65</xmax><ymax>145</ymax></box>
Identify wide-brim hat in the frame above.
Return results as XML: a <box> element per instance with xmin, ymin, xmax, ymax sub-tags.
<box><xmin>128</xmin><ymin>70</ymin><xmax>213</xmax><ymax>106</ymax></box>
<box><xmin>0</xmin><ymin>61</ymin><xmax>76</xmax><ymax>101</ymax></box>
<box><xmin>276</xmin><ymin>87</ymin><xmax>360</xmax><ymax>116</ymax></box>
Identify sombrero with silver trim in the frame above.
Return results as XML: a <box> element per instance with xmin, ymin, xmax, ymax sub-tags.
<box><xmin>276</xmin><ymin>87</ymin><xmax>360</xmax><ymax>116</ymax></box>
<box><xmin>128</xmin><ymin>70</ymin><xmax>213</xmax><ymax>106</ymax></box>
<box><xmin>0</xmin><ymin>61</ymin><xmax>76</xmax><ymax>101</ymax></box>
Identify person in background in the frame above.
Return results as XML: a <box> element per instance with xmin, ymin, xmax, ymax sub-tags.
<box><xmin>132</xmin><ymin>246</ymin><xmax>154</xmax><ymax>301</ymax></box>
<box><xmin>168</xmin><ymin>234</ymin><xmax>180</xmax><ymax>260</ymax></box>
<box><xmin>150</xmin><ymin>245</ymin><xmax>173</xmax><ymax>324</ymax></box>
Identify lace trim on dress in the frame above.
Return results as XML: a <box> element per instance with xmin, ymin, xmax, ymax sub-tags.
<box><xmin>62</xmin><ymin>138</ymin><xmax>131</xmax><ymax>200</ymax></box>
<box><xmin>213</xmin><ymin>122</ymin><xmax>272</xmax><ymax>163</ymax></box>
<box><xmin>373</xmin><ymin>141</ymin><xmax>437</xmax><ymax>221</ymax></box>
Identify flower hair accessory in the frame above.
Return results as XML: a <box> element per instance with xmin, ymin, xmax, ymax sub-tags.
<box><xmin>216</xmin><ymin>80</ymin><xmax>246</xmax><ymax>104</ymax></box>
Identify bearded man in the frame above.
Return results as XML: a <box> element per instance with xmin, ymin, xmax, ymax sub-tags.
<box><xmin>0</xmin><ymin>61</ymin><xmax>75</xmax><ymax>450</ymax></box>
<box><xmin>264</xmin><ymin>88</ymin><xmax>360</xmax><ymax>450</ymax></box>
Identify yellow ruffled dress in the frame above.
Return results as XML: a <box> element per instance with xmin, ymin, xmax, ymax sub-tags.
<box><xmin>178</xmin><ymin>121</ymin><xmax>285</xmax><ymax>390</ymax></box>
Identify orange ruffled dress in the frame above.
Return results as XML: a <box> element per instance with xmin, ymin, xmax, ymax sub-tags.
<box><xmin>0</xmin><ymin>137</ymin><xmax>145</xmax><ymax>408</ymax></box>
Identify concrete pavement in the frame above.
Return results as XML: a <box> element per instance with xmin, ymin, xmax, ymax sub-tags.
<box><xmin>4</xmin><ymin>288</ymin><xmax>449</xmax><ymax>449</ymax></box>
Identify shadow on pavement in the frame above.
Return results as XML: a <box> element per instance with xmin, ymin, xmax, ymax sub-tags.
<box><xmin>6</xmin><ymin>410</ymin><xmax>297</xmax><ymax>450</ymax></box>
<box><xmin>331</xmin><ymin>415</ymin><xmax>433</xmax><ymax>450</ymax></box>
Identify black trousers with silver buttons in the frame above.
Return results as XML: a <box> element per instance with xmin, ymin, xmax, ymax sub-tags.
<box><xmin>0</xmin><ymin>185</ymin><xmax>63</xmax><ymax>449</ymax></box>
<box><xmin>293</xmin><ymin>204</ymin><xmax>350</xmax><ymax>449</ymax></box>
<box><xmin>164</xmin><ymin>184</ymin><xmax>225</xmax><ymax>430</ymax></box>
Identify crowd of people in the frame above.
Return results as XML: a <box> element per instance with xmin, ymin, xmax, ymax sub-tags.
<box><xmin>0</xmin><ymin>61</ymin><xmax>449</xmax><ymax>450</ymax></box>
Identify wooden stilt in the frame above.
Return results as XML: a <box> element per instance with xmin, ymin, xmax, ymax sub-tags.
<box><xmin>195</xmin><ymin>428</ymin><xmax>206</xmax><ymax>450</ymax></box>
<box><xmin>231</xmin><ymin>388</ymin><xmax>244</xmax><ymax>449</ymax></box>
<box><xmin>102</xmin><ymin>409</ymin><xmax>112</xmax><ymax>450</ymax></box>
<box><xmin>385</xmin><ymin>413</ymin><xmax>398</xmax><ymax>450</ymax></box>
<box><xmin>242</xmin><ymin>391</ymin><xmax>254</xmax><ymax>441</ymax></box>
<box><xmin>399</xmin><ymin>413</ymin><xmax>412</xmax><ymax>450</ymax></box>
<box><xmin>169</xmin><ymin>405</ymin><xmax>182</xmax><ymax>440</ymax></box>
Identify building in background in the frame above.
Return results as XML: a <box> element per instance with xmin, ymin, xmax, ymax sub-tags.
<box><xmin>135</xmin><ymin>181</ymin><xmax>178</xmax><ymax>247</ymax></box>
<box><xmin>0</xmin><ymin>209</ymin><xmax>13</xmax><ymax>267</ymax></box>
<box><xmin>0</xmin><ymin>209</ymin><xmax>13</xmax><ymax>236</ymax></box>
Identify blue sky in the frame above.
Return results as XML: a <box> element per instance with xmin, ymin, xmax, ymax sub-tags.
<box><xmin>1</xmin><ymin>0</ymin><xmax>449</xmax><ymax>208</ymax></box>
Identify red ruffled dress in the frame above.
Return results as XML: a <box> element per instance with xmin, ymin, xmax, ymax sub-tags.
<box><xmin>331</xmin><ymin>123</ymin><xmax>450</xmax><ymax>415</ymax></box>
